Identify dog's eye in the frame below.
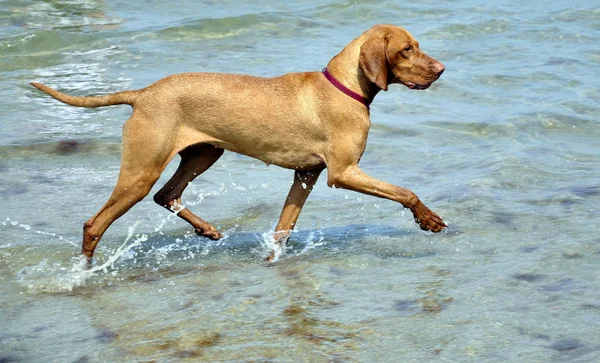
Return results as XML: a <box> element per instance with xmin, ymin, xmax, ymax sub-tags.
<box><xmin>404</xmin><ymin>45</ymin><xmax>413</xmax><ymax>52</ymax></box>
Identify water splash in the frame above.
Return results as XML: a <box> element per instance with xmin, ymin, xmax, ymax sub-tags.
<box><xmin>91</xmin><ymin>222</ymin><xmax>148</xmax><ymax>274</ymax></box>
<box><xmin>15</xmin><ymin>222</ymin><xmax>147</xmax><ymax>293</ymax></box>
<box><xmin>259</xmin><ymin>229</ymin><xmax>287</xmax><ymax>262</ymax></box>
<box><xmin>299</xmin><ymin>229</ymin><xmax>326</xmax><ymax>254</ymax></box>
<box><xmin>2</xmin><ymin>217</ymin><xmax>77</xmax><ymax>247</ymax></box>
<box><xmin>258</xmin><ymin>228</ymin><xmax>327</xmax><ymax>262</ymax></box>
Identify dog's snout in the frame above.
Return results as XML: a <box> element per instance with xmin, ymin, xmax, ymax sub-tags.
<box><xmin>433</xmin><ymin>62</ymin><xmax>445</xmax><ymax>77</ymax></box>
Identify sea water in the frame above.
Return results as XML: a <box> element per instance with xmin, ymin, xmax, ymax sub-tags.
<box><xmin>1</xmin><ymin>0</ymin><xmax>599</xmax><ymax>361</ymax></box>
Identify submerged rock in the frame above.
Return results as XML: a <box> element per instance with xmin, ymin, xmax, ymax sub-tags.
<box><xmin>55</xmin><ymin>140</ymin><xmax>82</xmax><ymax>154</ymax></box>
<box><xmin>549</xmin><ymin>338</ymin><xmax>582</xmax><ymax>352</ymax></box>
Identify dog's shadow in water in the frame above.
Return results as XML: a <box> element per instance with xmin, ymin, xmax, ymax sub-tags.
<box><xmin>126</xmin><ymin>223</ymin><xmax>418</xmax><ymax>263</ymax></box>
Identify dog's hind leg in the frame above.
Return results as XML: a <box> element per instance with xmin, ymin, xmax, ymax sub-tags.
<box><xmin>82</xmin><ymin>114</ymin><xmax>176</xmax><ymax>261</ymax></box>
<box><xmin>265</xmin><ymin>168</ymin><xmax>323</xmax><ymax>262</ymax></box>
<box><xmin>153</xmin><ymin>143</ymin><xmax>224</xmax><ymax>240</ymax></box>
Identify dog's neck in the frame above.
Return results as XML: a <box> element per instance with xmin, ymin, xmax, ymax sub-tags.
<box><xmin>322</xmin><ymin>68</ymin><xmax>370</xmax><ymax>109</ymax></box>
<box><xmin>325</xmin><ymin>38</ymin><xmax>382</xmax><ymax>106</ymax></box>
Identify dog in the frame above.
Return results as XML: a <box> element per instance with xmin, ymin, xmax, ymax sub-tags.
<box><xmin>31</xmin><ymin>24</ymin><xmax>447</xmax><ymax>262</ymax></box>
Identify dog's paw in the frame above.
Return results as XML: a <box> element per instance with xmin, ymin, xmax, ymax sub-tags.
<box><xmin>264</xmin><ymin>250</ymin><xmax>276</xmax><ymax>263</ymax></box>
<box><xmin>412</xmin><ymin>201</ymin><xmax>447</xmax><ymax>233</ymax></box>
<box><xmin>196</xmin><ymin>225</ymin><xmax>222</xmax><ymax>240</ymax></box>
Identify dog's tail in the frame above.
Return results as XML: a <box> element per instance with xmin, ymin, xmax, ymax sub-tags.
<box><xmin>30</xmin><ymin>82</ymin><xmax>139</xmax><ymax>108</ymax></box>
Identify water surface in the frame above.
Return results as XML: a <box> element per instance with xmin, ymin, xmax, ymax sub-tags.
<box><xmin>1</xmin><ymin>0</ymin><xmax>599</xmax><ymax>362</ymax></box>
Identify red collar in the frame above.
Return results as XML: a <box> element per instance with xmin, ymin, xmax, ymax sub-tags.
<box><xmin>322</xmin><ymin>68</ymin><xmax>370</xmax><ymax>109</ymax></box>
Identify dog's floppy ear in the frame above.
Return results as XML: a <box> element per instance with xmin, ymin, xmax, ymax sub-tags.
<box><xmin>359</xmin><ymin>36</ymin><xmax>389</xmax><ymax>91</ymax></box>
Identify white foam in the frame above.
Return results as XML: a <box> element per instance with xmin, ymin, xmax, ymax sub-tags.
<box><xmin>16</xmin><ymin>222</ymin><xmax>147</xmax><ymax>293</ymax></box>
<box><xmin>90</xmin><ymin>223</ymin><xmax>148</xmax><ymax>274</ymax></box>
<box><xmin>258</xmin><ymin>230</ymin><xmax>285</xmax><ymax>262</ymax></box>
<box><xmin>299</xmin><ymin>229</ymin><xmax>326</xmax><ymax>254</ymax></box>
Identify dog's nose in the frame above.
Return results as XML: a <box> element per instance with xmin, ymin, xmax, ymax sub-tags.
<box><xmin>433</xmin><ymin>62</ymin><xmax>445</xmax><ymax>77</ymax></box>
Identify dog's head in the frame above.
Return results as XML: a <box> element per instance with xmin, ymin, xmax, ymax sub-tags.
<box><xmin>359</xmin><ymin>25</ymin><xmax>444</xmax><ymax>91</ymax></box>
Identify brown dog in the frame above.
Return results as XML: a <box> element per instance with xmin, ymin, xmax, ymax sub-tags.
<box><xmin>31</xmin><ymin>24</ymin><xmax>447</xmax><ymax>262</ymax></box>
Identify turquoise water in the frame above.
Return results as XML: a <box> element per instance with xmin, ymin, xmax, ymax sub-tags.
<box><xmin>1</xmin><ymin>0</ymin><xmax>599</xmax><ymax>361</ymax></box>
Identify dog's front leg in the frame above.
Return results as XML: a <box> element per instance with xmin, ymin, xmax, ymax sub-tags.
<box><xmin>266</xmin><ymin>169</ymin><xmax>323</xmax><ymax>262</ymax></box>
<box><xmin>327</xmin><ymin>165</ymin><xmax>446</xmax><ymax>232</ymax></box>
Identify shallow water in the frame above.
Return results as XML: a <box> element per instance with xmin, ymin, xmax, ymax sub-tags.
<box><xmin>1</xmin><ymin>0</ymin><xmax>599</xmax><ymax>362</ymax></box>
